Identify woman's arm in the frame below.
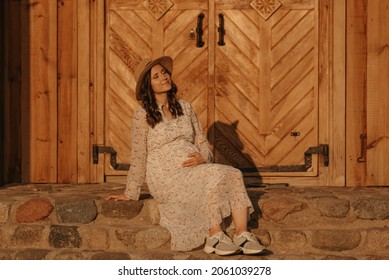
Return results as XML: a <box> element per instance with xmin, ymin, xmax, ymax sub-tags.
<box><xmin>124</xmin><ymin>107</ymin><xmax>148</xmax><ymax>200</ymax></box>
<box><xmin>189</xmin><ymin>103</ymin><xmax>213</xmax><ymax>163</ymax></box>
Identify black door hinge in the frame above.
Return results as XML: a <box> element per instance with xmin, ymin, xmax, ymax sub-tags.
<box><xmin>92</xmin><ymin>145</ymin><xmax>130</xmax><ymax>171</ymax></box>
<box><xmin>240</xmin><ymin>144</ymin><xmax>329</xmax><ymax>173</ymax></box>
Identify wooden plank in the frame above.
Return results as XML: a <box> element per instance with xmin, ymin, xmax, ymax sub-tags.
<box><xmin>21</xmin><ymin>0</ymin><xmax>57</xmax><ymax>183</ymax></box>
<box><xmin>331</xmin><ymin>0</ymin><xmax>346</xmax><ymax>185</ymax></box>
<box><xmin>3</xmin><ymin>0</ymin><xmax>22</xmax><ymax>183</ymax></box>
<box><xmin>95</xmin><ymin>0</ymin><xmax>105</xmax><ymax>182</ymax></box>
<box><xmin>58</xmin><ymin>0</ymin><xmax>78</xmax><ymax>183</ymax></box>
<box><xmin>77</xmin><ymin>0</ymin><xmax>91</xmax><ymax>182</ymax></box>
<box><xmin>317</xmin><ymin>0</ymin><xmax>331</xmax><ymax>186</ymax></box>
<box><xmin>0</xmin><ymin>0</ymin><xmax>4</xmax><ymax>186</ymax></box>
<box><xmin>366</xmin><ymin>0</ymin><xmax>389</xmax><ymax>185</ymax></box>
<box><xmin>346</xmin><ymin>0</ymin><xmax>367</xmax><ymax>186</ymax></box>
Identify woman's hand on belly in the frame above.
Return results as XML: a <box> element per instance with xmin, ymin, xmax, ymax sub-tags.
<box><xmin>181</xmin><ymin>152</ymin><xmax>205</xmax><ymax>167</ymax></box>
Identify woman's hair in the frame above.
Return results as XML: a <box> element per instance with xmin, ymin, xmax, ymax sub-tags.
<box><xmin>139</xmin><ymin>66</ymin><xmax>183</xmax><ymax>128</ymax></box>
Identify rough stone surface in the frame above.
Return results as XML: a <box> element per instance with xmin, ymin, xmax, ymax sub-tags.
<box><xmin>54</xmin><ymin>251</ymin><xmax>86</xmax><ymax>260</ymax></box>
<box><xmin>261</xmin><ymin>197</ymin><xmax>306</xmax><ymax>221</ymax></box>
<box><xmin>56</xmin><ymin>200</ymin><xmax>97</xmax><ymax>224</ymax></box>
<box><xmin>251</xmin><ymin>228</ymin><xmax>272</xmax><ymax>247</ymax></box>
<box><xmin>14</xmin><ymin>249</ymin><xmax>49</xmax><ymax>260</ymax></box>
<box><xmin>11</xmin><ymin>225</ymin><xmax>45</xmax><ymax>247</ymax></box>
<box><xmin>115</xmin><ymin>229</ymin><xmax>139</xmax><ymax>249</ymax></box>
<box><xmin>315</xmin><ymin>196</ymin><xmax>350</xmax><ymax>218</ymax></box>
<box><xmin>273</xmin><ymin>230</ymin><xmax>307</xmax><ymax>252</ymax></box>
<box><xmin>364</xmin><ymin>229</ymin><xmax>389</xmax><ymax>253</ymax></box>
<box><xmin>49</xmin><ymin>225</ymin><xmax>82</xmax><ymax>248</ymax></box>
<box><xmin>101</xmin><ymin>200</ymin><xmax>143</xmax><ymax>219</ymax></box>
<box><xmin>16</xmin><ymin>198</ymin><xmax>53</xmax><ymax>223</ymax></box>
<box><xmin>311</xmin><ymin>230</ymin><xmax>361</xmax><ymax>251</ymax></box>
<box><xmin>91</xmin><ymin>252</ymin><xmax>130</xmax><ymax>260</ymax></box>
<box><xmin>0</xmin><ymin>202</ymin><xmax>10</xmax><ymax>223</ymax></box>
<box><xmin>0</xmin><ymin>250</ymin><xmax>13</xmax><ymax>260</ymax></box>
<box><xmin>352</xmin><ymin>198</ymin><xmax>389</xmax><ymax>220</ymax></box>
<box><xmin>79</xmin><ymin>227</ymin><xmax>108</xmax><ymax>250</ymax></box>
<box><xmin>135</xmin><ymin>228</ymin><xmax>171</xmax><ymax>250</ymax></box>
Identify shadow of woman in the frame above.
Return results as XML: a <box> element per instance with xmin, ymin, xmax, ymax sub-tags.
<box><xmin>207</xmin><ymin>120</ymin><xmax>264</xmax><ymax>231</ymax></box>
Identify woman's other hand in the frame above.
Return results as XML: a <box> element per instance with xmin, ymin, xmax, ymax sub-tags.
<box><xmin>104</xmin><ymin>194</ymin><xmax>131</xmax><ymax>201</ymax></box>
<box><xmin>182</xmin><ymin>152</ymin><xmax>205</xmax><ymax>167</ymax></box>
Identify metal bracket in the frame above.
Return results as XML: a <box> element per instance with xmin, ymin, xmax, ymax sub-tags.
<box><xmin>92</xmin><ymin>145</ymin><xmax>130</xmax><ymax>171</ymax></box>
<box><xmin>240</xmin><ymin>144</ymin><xmax>329</xmax><ymax>173</ymax></box>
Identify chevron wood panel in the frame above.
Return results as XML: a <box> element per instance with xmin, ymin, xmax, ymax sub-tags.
<box><xmin>215</xmin><ymin>4</ymin><xmax>318</xmax><ymax>171</ymax></box>
<box><xmin>163</xmin><ymin>9</ymin><xmax>209</xmax><ymax>129</ymax></box>
<box><xmin>106</xmin><ymin>7</ymin><xmax>153</xmax><ymax>173</ymax></box>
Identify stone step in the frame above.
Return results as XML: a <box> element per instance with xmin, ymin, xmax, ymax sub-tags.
<box><xmin>1</xmin><ymin>183</ymin><xmax>389</xmax><ymax>260</ymax></box>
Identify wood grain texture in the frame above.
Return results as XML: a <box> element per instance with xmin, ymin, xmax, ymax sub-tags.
<box><xmin>346</xmin><ymin>0</ymin><xmax>367</xmax><ymax>186</ymax></box>
<box><xmin>58</xmin><ymin>0</ymin><xmax>78</xmax><ymax>183</ymax></box>
<box><xmin>214</xmin><ymin>5</ymin><xmax>318</xmax><ymax>174</ymax></box>
<box><xmin>366</xmin><ymin>0</ymin><xmax>389</xmax><ymax>185</ymax></box>
<box><xmin>21</xmin><ymin>0</ymin><xmax>57</xmax><ymax>182</ymax></box>
<box><xmin>106</xmin><ymin>1</ymin><xmax>208</xmax><ymax>175</ymax></box>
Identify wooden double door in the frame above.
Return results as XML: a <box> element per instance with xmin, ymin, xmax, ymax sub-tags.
<box><xmin>104</xmin><ymin>0</ymin><xmax>335</xmax><ymax>185</ymax></box>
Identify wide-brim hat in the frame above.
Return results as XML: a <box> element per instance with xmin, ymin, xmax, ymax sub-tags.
<box><xmin>134</xmin><ymin>56</ymin><xmax>173</xmax><ymax>100</ymax></box>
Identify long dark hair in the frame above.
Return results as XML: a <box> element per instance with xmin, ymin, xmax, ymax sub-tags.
<box><xmin>139</xmin><ymin>66</ymin><xmax>183</xmax><ymax>128</ymax></box>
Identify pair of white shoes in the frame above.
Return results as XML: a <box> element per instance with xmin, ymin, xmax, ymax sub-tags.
<box><xmin>204</xmin><ymin>231</ymin><xmax>265</xmax><ymax>256</ymax></box>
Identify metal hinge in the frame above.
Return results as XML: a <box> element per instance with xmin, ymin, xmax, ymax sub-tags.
<box><xmin>92</xmin><ymin>145</ymin><xmax>130</xmax><ymax>171</ymax></box>
<box><xmin>240</xmin><ymin>144</ymin><xmax>329</xmax><ymax>173</ymax></box>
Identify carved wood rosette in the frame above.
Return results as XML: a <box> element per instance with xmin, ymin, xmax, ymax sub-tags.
<box><xmin>143</xmin><ymin>0</ymin><xmax>174</xmax><ymax>21</ymax></box>
<box><xmin>250</xmin><ymin>0</ymin><xmax>282</xmax><ymax>20</ymax></box>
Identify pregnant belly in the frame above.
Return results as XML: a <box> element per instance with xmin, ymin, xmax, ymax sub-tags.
<box><xmin>148</xmin><ymin>140</ymin><xmax>199</xmax><ymax>177</ymax></box>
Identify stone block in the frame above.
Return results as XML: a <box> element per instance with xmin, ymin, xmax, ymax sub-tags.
<box><xmin>311</xmin><ymin>230</ymin><xmax>361</xmax><ymax>251</ymax></box>
<box><xmin>0</xmin><ymin>202</ymin><xmax>10</xmax><ymax>223</ymax></box>
<box><xmin>142</xmin><ymin>199</ymin><xmax>160</xmax><ymax>225</ymax></box>
<box><xmin>56</xmin><ymin>200</ymin><xmax>97</xmax><ymax>224</ymax></box>
<box><xmin>135</xmin><ymin>228</ymin><xmax>171</xmax><ymax>250</ymax></box>
<box><xmin>11</xmin><ymin>225</ymin><xmax>45</xmax><ymax>247</ymax></box>
<box><xmin>54</xmin><ymin>251</ymin><xmax>86</xmax><ymax>260</ymax></box>
<box><xmin>273</xmin><ymin>230</ymin><xmax>307</xmax><ymax>252</ymax></box>
<box><xmin>16</xmin><ymin>198</ymin><xmax>53</xmax><ymax>223</ymax></box>
<box><xmin>14</xmin><ymin>249</ymin><xmax>49</xmax><ymax>260</ymax></box>
<box><xmin>101</xmin><ymin>200</ymin><xmax>143</xmax><ymax>220</ymax></box>
<box><xmin>364</xmin><ymin>229</ymin><xmax>389</xmax><ymax>253</ymax></box>
<box><xmin>352</xmin><ymin>198</ymin><xmax>389</xmax><ymax>220</ymax></box>
<box><xmin>315</xmin><ymin>196</ymin><xmax>350</xmax><ymax>218</ymax></box>
<box><xmin>114</xmin><ymin>229</ymin><xmax>139</xmax><ymax>249</ymax></box>
<box><xmin>91</xmin><ymin>252</ymin><xmax>130</xmax><ymax>260</ymax></box>
<box><xmin>49</xmin><ymin>225</ymin><xmax>82</xmax><ymax>248</ymax></box>
<box><xmin>261</xmin><ymin>197</ymin><xmax>306</xmax><ymax>221</ymax></box>
<box><xmin>79</xmin><ymin>227</ymin><xmax>109</xmax><ymax>250</ymax></box>
<box><xmin>251</xmin><ymin>228</ymin><xmax>271</xmax><ymax>247</ymax></box>
<box><xmin>0</xmin><ymin>250</ymin><xmax>13</xmax><ymax>260</ymax></box>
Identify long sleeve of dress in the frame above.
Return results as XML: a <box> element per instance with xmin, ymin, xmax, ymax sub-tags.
<box><xmin>124</xmin><ymin>107</ymin><xmax>148</xmax><ymax>200</ymax></box>
<box><xmin>189</xmin><ymin>103</ymin><xmax>213</xmax><ymax>163</ymax></box>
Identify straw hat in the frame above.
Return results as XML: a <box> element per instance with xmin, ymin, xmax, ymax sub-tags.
<box><xmin>134</xmin><ymin>56</ymin><xmax>173</xmax><ymax>100</ymax></box>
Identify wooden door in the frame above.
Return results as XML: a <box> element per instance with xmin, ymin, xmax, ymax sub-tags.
<box><xmin>105</xmin><ymin>0</ymin><xmax>209</xmax><ymax>177</ymax></box>
<box><xmin>104</xmin><ymin>0</ymin><xmax>343</xmax><ymax>186</ymax></box>
<box><xmin>213</xmin><ymin>0</ymin><xmax>320</xmax><ymax>180</ymax></box>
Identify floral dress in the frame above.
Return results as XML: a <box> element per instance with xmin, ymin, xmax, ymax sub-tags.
<box><xmin>125</xmin><ymin>99</ymin><xmax>253</xmax><ymax>251</ymax></box>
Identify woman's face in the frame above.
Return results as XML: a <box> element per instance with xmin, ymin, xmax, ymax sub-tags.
<box><xmin>150</xmin><ymin>64</ymin><xmax>172</xmax><ymax>94</ymax></box>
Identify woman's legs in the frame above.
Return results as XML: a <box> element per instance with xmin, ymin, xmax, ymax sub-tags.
<box><xmin>232</xmin><ymin>207</ymin><xmax>249</xmax><ymax>235</ymax></box>
<box><xmin>208</xmin><ymin>207</ymin><xmax>249</xmax><ymax>236</ymax></box>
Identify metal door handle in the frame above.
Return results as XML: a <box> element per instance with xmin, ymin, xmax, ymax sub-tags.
<box><xmin>196</xmin><ymin>13</ymin><xmax>205</xmax><ymax>48</ymax></box>
<box><xmin>218</xmin><ymin>13</ymin><xmax>225</xmax><ymax>46</ymax></box>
